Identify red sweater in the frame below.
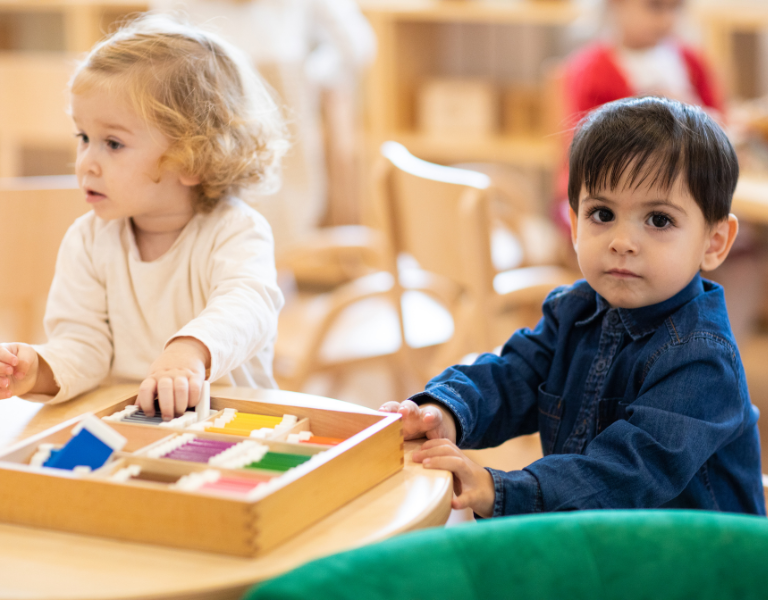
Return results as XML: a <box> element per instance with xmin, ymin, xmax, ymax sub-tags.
<box><xmin>563</xmin><ymin>41</ymin><xmax>723</xmax><ymax>119</ymax></box>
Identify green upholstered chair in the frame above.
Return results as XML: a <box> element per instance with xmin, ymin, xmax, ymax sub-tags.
<box><xmin>244</xmin><ymin>510</ymin><xmax>768</xmax><ymax>600</ymax></box>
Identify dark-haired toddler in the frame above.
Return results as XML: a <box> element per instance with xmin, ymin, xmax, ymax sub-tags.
<box><xmin>381</xmin><ymin>96</ymin><xmax>765</xmax><ymax>518</ymax></box>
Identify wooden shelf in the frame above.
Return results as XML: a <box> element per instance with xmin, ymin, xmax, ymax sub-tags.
<box><xmin>359</xmin><ymin>0</ymin><xmax>581</xmax><ymax>25</ymax></box>
<box><xmin>0</xmin><ymin>1</ymin><xmax>146</xmax><ymax>52</ymax></box>
<box><xmin>385</xmin><ymin>131</ymin><xmax>557</xmax><ymax>167</ymax></box>
<box><xmin>362</xmin><ymin>0</ymin><xmax>575</xmax><ymax>171</ymax></box>
<box><xmin>693</xmin><ymin>1</ymin><xmax>768</xmax><ymax>29</ymax></box>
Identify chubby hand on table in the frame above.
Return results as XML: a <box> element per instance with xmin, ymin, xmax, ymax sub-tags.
<box><xmin>136</xmin><ymin>337</ymin><xmax>210</xmax><ymax>420</ymax></box>
<box><xmin>379</xmin><ymin>399</ymin><xmax>495</xmax><ymax>518</ymax></box>
<box><xmin>0</xmin><ymin>342</ymin><xmax>58</xmax><ymax>399</ymax></box>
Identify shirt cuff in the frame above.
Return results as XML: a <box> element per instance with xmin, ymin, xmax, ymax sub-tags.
<box><xmin>29</xmin><ymin>345</ymin><xmax>68</xmax><ymax>404</ymax></box>
<box><xmin>485</xmin><ymin>468</ymin><xmax>543</xmax><ymax>517</ymax></box>
<box><xmin>409</xmin><ymin>386</ymin><xmax>469</xmax><ymax>446</ymax></box>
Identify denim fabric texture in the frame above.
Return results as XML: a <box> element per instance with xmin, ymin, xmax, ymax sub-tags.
<box><xmin>411</xmin><ymin>274</ymin><xmax>766</xmax><ymax>517</ymax></box>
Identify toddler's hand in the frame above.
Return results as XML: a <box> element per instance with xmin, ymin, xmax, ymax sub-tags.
<box><xmin>0</xmin><ymin>343</ymin><xmax>40</xmax><ymax>399</ymax></box>
<box><xmin>413</xmin><ymin>439</ymin><xmax>495</xmax><ymax>518</ymax></box>
<box><xmin>379</xmin><ymin>400</ymin><xmax>457</xmax><ymax>442</ymax></box>
<box><xmin>137</xmin><ymin>337</ymin><xmax>210</xmax><ymax>420</ymax></box>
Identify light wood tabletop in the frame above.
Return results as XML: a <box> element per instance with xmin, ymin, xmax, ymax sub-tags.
<box><xmin>0</xmin><ymin>386</ymin><xmax>453</xmax><ymax>600</ymax></box>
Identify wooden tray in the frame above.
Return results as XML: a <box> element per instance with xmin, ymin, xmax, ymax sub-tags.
<box><xmin>0</xmin><ymin>394</ymin><xmax>404</xmax><ymax>557</ymax></box>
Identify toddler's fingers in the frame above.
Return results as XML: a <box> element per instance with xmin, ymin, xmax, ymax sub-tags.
<box><xmin>451</xmin><ymin>494</ymin><xmax>473</xmax><ymax>511</ymax></box>
<box><xmin>0</xmin><ymin>346</ymin><xmax>19</xmax><ymax>370</ymax></box>
<box><xmin>156</xmin><ymin>377</ymin><xmax>175</xmax><ymax>421</ymax></box>
<box><xmin>188</xmin><ymin>378</ymin><xmax>202</xmax><ymax>409</ymax></box>
<box><xmin>173</xmin><ymin>376</ymin><xmax>189</xmax><ymax>415</ymax></box>
<box><xmin>413</xmin><ymin>444</ymin><xmax>461</xmax><ymax>465</ymax></box>
<box><xmin>396</xmin><ymin>400</ymin><xmax>420</xmax><ymax>420</ymax></box>
<box><xmin>418</xmin><ymin>438</ymin><xmax>457</xmax><ymax>452</ymax></box>
<box><xmin>12</xmin><ymin>351</ymin><xmax>35</xmax><ymax>380</ymax></box>
<box><xmin>421</xmin><ymin>405</ymin><xmax>443</xmax><ymax>425</ymax></box>
<box><xmin>421</xmin><ymin>455</ymin><xmax>468</xmax><ymax>478</ymax></box>
<box><xmin>136</xmin><ymin>378</ymin><xmax>158</xmax><ymax>417</ymax></box>
<box><xmin>378</xmin><ymin>401</ymin><xmax>402</xmax><ymax>413</ymax></box>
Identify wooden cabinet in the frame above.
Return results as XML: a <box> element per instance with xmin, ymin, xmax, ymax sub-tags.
<box><xmin>360</xmin><ymin>0</ymin><xmax>581</xmax><ymax>169</ymax></box>
<box><xmin>0</xmin><ymin>1</ymin><xmax>145</xmax><ymax>177</ymax></box>
<box><xmin>693</xmin><ymin>0</ymin><xmax>768</xmax><ymax>101</ymax></box>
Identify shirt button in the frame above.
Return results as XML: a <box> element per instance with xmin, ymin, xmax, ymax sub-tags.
<box><xmin>607</xmin><ymin>311</ymin><xmax>619</xmax><ymax>325</ymax></box>
<box><xmin>596</xmin><ymin>359</ymin><xmax>607</xmax><ymax>372</ymax></box>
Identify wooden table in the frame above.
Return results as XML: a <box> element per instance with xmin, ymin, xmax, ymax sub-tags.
<box><xmin>0</xmin><ymin>385</ymin><xmax>453</xmax><ymax>600</ymax></box>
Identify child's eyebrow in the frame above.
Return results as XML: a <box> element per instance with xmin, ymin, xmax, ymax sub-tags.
<box><xmin>100</xmin><ymin>122</ymin><xmax>132</xmax><ymax>134</ymax></box>
<box><xmin>582</xmin><ymin>196</ymin><xmax>687</xmax><ymax>215</ymax></box>
<box><xmin>582</xmin><ymin>195</ymin><xmax>614</xmax><ymax>204</ymax></box>
<box><xmin>642</xmin><ymin>199</ymin><xmax>688</xmax><ymax>215</ymax></box>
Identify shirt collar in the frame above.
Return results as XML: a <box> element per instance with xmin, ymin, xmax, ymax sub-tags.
<box><xmin>575</xmin><ymin>274</ymin><xmax>704</xmax><ymax>340</ymax></box>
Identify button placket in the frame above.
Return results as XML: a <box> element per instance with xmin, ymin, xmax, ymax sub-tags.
<box><xmin>561</xmin><ymin>310</ymin><xmax>623</xmax><ymax>454</ymax></box>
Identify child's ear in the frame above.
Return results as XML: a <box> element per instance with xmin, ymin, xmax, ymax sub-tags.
<box><xmin>700</xmin><ymin>214</ymin><xmax>739</xmax><ymax>272</ymax></box>
<box><xmin>569</xmin><ymin>206</ymin><xmax>579</xmax><ymax>249</ymax></box>
<box><xmin>179</xmin><ymin>173</ymin><xmax>201</xmax><ymax>187</ymax></box>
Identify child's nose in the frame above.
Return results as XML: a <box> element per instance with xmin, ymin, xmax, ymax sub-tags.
<box><xmin>609</xmin><ymin>227</ymin><xmax>638</xmax><ymax>255</ymax></box>
<box><xmin>77</xmin><ymin>147</ymin><xmax>100</xmax><ymax>175</ymax></box>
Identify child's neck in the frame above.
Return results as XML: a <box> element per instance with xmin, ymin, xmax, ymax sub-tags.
<box><xmin>131</xmin><ymin>214</ymin><xmax>193</xmax><ymax>262</ymax></box>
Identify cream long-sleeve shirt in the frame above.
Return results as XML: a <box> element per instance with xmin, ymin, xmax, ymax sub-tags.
<box><xmin>30</xmin><ymin>197</ymin><xmax>284</xmax><ymax>403</ymax></box>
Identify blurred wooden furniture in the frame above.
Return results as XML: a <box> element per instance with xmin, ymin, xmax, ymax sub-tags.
<box><xmin>0</xmin><ymin>385</ymin><xmax>452</xmax><ymax>600</ymax></box>
<box><xmin>0</xmin><ymin>54</ymin><xmax>77</xmax><ymax>177</ymax></box>
<box><xmin>360</xmin><ymin>0</ymin><xmax>581</xmax><ymax>167</ymax></box>
<box><xmin>452</xmin><ymin>161</ymin><xmax>567</xmax><ymax>270</ymax></box>
<box><xmin>0</xmin><ymin>176</ymin><xmax>87</xmax><ymax>343</ymax></box>
<box><xmin>0</xmin><ymin>0</ymin><xmax>145</xmax><ymax>53</ymax></box>
<box><xmin>375</xmin><ymin>141</ymin><xmax>578</xmax><ymax>368</ymax></box>
<box><xmin>274</xmin><ymin>225</ymin><xmax>457</xmax><ymax>397</ymax></box>
<box><xmin>733</xmin><ymin>173</ymin><xmax>768</xmax><ymax>225</ymax></box>
<box><xmin>274</xmin><ymin>225</ymin><xmax>403</xmax><ymax>392</ymax></box>
<box><xmin>693</xmin><ymin>1</ymin><xmax>768</xmax><ymax>100</ymax></box>
<box><xmin>274</xmin><ymin>142</ymin><xmax>577</xmax><ymax>396</ymax></box>
<box><xmin>0</xmin><ymin>1</ymin><xmax>145</xmax><ymax>176</ymax></box>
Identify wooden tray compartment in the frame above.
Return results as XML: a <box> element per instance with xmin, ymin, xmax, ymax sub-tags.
<box><xmin>100</xmin><ymin>401</ymin><xmax>314</xmax><ymax>442</ymax></box>
<box><xmin>0</xmin><ymin>394</ymin><xmax>403</xmax><ymax>556</ymax></box>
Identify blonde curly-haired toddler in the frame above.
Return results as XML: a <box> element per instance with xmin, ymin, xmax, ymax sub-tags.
<box><xmin>0</xmin><ymin>14</ymin><xmax>288</xmax><ymax>418</ymax></box>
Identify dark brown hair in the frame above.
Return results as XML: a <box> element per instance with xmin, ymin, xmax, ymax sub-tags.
<box><xmin>568</xmin><ymin>96</ymin><xmax>738</xmax><ymax>225</ymax></box>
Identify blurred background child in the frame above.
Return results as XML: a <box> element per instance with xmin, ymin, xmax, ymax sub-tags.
<box><xmin>565</xmin><ymin>0</ymin><xmax>722</xmax><ymax>120</ymax></box>
<box><xmin>151</xmin><ymin>0</ymin><xmax>376</xmax><ymax>254</ymax></box>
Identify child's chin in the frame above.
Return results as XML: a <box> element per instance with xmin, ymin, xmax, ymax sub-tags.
<box><xmin>597</xmin><ymin>288</ymin><xmax>646</xmax><ymax>310</ymax></box>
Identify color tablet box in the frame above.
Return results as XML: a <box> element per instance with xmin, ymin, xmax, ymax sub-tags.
<box><xmin>0</xmin><ymin>394</ymin><xmax>403</xmax><ymax>557</ymax></box>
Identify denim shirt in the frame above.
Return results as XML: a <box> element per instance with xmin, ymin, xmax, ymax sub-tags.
<box><xmin>411</xmin><ymin>274</ymin><xmax>765</xmax><ymax>517</ymax></box>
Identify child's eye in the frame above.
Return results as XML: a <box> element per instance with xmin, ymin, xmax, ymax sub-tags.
<box><xmin>106</xmin><ymin>139</ymin><xmax>123</xmax><ymax>150</ymax></box>
<box><xmin>647</xmin><ymin>213</ymin><xmax>674</xmax><ymax>229</ymax></box>
<box><xmin>587</xmin><ymin>207</ymin><xmax>614</xmax><ymax>223</ymax></box>
<box><xmin>75</xmin><ymin>133</ymin><xmax>89</xmax><ymax>144</ymax></box>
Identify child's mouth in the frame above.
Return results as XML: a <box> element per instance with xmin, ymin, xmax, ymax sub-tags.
<box><xmin>86</xmin><ymin>189</ymin><xmax>106</xmax><ymax>203</ymax></box>
<box><xmin>607</xmin><ymin>269</ymin><xmax>640</xmax><ymax>279</ymax></box>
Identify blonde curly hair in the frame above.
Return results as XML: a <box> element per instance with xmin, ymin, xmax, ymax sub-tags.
<box><xmin>70</xmin><ymin>13</ymin><xmax>288</xmax><ymax>212</ymax></box>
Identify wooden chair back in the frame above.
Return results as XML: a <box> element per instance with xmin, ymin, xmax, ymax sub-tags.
<box><xmin>375</xmin><ymin>142</ymin><xmax>579</xmax><ymax>360</ymax></box>
<box><xmin>376</xmin><ymin>142</ymin><xmax>495</xmax><ymax>295</ymax></box>
<box><xmin>0</xmin><ymin>177</ymin><xmax>87</xmax><ymax>343</ymax></box>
